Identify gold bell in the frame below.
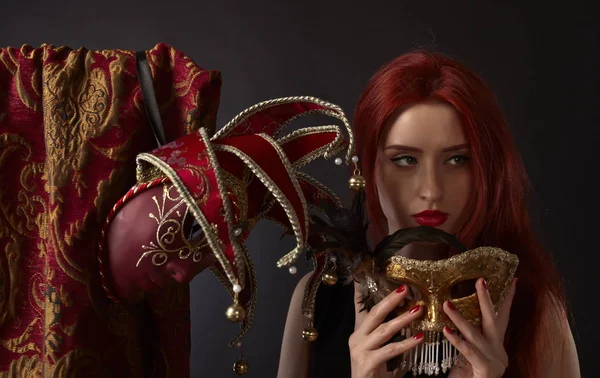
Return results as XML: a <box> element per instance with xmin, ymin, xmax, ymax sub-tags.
<box><xmin>233</xmin><ymin>358</ymin><xmax>249</xmax><ymax>375</ymax></box>
<box><xmin>225</xmin><ymin>303</ymin><xmax>246</xmax><ymax>323</ymax></box>
<box><xmin>348</xmin><ymin>174</ymin><xmax>366</xmax><ymax>190</ymax></box>
<box><xmin>302</xmin><ymin>327</ymin><xmax>319</xmax><ymax>342</ymax></box>
<box><xmin>321</xmin><ymin>271</ymin><xmax>338</xmax><ymax>286</ymax></box>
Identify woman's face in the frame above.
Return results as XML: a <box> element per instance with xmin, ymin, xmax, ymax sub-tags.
<box><xmin>376</xmin><ymin>100</ymin><xmax>473</xmax><ymax>236</ymax></box>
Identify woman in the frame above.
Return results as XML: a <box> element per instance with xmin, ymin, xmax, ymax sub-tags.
<box><xmin>277</xmin><ymin>50</ymin><xmax>580</xmax><ymax>377</ymax></box>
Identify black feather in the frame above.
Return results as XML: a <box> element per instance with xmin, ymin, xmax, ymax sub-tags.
<box><xmin>306</xmin><ymin>191</ymin><xmax>371</xmax><ymax>270</ymax></box>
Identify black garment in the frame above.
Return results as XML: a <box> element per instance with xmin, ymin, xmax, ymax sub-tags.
<box><xmin>308</xmin><ymin>282</ymin><xmax>450</xmax><ymax>378</ymax></box>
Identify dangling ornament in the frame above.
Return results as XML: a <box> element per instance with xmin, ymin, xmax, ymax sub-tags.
<box><xmin>321</xmin><ymin>271</ymin><xmax>338</xmax><ymax>286</ymax></box>
<box><xmin>348</xmin><ymin>156</ymin><xmax>365</xmax><ymax>190</ymax></box>
<box><xmin>233</xmin><ymin>358</ymin><xmax>249</xmax><ymax>375</ymax></box>
<box><xmin>225</xmin><ymin>291</ymin><xmax>246</xmax><ymax>323</ymax></box>
<box><xmin>302</xmin><ymin>325</ymin><xmax>319</xmax><ymax>342</ymax></box>
<box><xmin>321</xmin><ymin>255</ymin><xmax>339</xmax><ymax>286</ymax></box>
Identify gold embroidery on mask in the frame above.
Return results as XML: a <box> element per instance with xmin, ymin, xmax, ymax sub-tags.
<box><xmin>138</xmin><ymin>184</ymin><xmax>211</xmax><ymax>267</ymax></box>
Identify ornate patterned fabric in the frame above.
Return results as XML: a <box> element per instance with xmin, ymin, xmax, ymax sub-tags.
<box><xmin>0</xmin><ymin>42</ymin><xmax>221</xmax><ymax>377</ymax></box>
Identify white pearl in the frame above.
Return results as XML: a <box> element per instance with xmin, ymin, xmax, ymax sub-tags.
<box><xmin>289</xmin><ymin>266</ymin><xmax>297</xmax><ymax>275</ymax></box>
<box><xmin>234</xmin><ymin>228</ymin><xmax>242</xmax><ymax>237</ymax></box>
<box><xmin>351</xmin><ymin>155</ymin><xmax>359</xmax><ymax>163</ymax></box>
<box><xmin>334</xmin><ymin>158</ymin><xmax>343</xmax><ymax>165</ymax></box>
<box><xmin>330</xmin><ymin>256</ymin><xmax>337</xmax><ymax>262</ymax></box>
<box><xmin>233</xmin><ymin>284</ymin><xmax>242</xmax><ymax>293</ymax></box>
<box><xmin>236</xmin><ymin>341</ymin><xmax>243</xmax><ymax>347</ymax></box>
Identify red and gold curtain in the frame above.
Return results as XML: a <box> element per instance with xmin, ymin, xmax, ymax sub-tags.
<box><xmin>0</xmin><ymin>42</ymin><xmax>221</xmax><ymax>377</ymax></box>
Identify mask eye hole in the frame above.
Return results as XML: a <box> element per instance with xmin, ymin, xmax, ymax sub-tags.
<box><xmin>450</xmin><ymin>278</ymin><xmax>478</xmax><ymax>299</ymax></box>
<box><xmin>188</xmin><ymin>219</ymin><xmax>203</xmax><ymax>242</ymax></box>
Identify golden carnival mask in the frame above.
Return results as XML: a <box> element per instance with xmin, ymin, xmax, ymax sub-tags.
<box><xmin>305</xmin><ymin>197</ymin><xmax>519</xmax><ymax>377</ymax></box>
<box><xmin>358</xmin><ymin>227</ymin><xmax>519</xmax><ymax>375</ymax></box>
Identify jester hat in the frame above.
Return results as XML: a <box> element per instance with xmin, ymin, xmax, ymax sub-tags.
<box><xmin>98</xmin><ymin>84</ymin><xmax>358</xmax><ymax>366</ymax></box>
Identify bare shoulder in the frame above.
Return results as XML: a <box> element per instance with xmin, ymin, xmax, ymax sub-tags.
<box><xmin>539</xmin><ymin>292</ymin><xmax>581</xmax><ymax>378</ymax></box>
<box><xmin>293</xmin><ymin>272</ymin><xmax>313</xmax><ymax>298</ymax></box>
<box><xmin>276</xmin><ymin>271</ymin><xmax>314</xmax><ymax>378</ymax></box>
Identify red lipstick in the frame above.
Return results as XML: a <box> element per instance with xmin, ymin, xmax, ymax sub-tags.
<box><xmin>412</xmin><ymin>210</ymin><xmax>448</xmax><ymax>227</ymax></box>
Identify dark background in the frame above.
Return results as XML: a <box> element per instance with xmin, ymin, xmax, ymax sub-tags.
<box><xmin>1</xmin><ymin>1</ymin><xmax>596</xmax><ymax>377</ymax></box>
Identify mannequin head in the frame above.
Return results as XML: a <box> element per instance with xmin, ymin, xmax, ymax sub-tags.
<box><xmin>105</xmin><ymin>184</ymin><xmax>216</xmax><ymax>303</ymax></box>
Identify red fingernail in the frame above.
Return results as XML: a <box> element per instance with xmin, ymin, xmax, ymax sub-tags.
<box><xmin>409</xmin><ymin>305</ymin><xmax>420</xmax><ymax>313</ymax></box>
<box><xmin>396</xmin><ymin>284</ymin><xmax>405</xmax><ymax>293</ymax></box>
<box><xmin>446</xmin><ymin>301</ymin><xmax>456</xmax><ymax>311</ymax></box>
<box><xmin>413</xmin><ymin>332</ymin><xmax>424</xmax><ymax>340</ymax></box>
<box><xmin>482</xmin><ymin>279</ymin><xmax>488</xmax><ymax>290</ymax></box>
<box><xmin>444</xmin><ymin>325</ymin><xmax>453</xmax><ymax>334</ymax></box>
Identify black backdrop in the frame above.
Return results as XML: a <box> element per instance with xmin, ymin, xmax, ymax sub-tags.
<box><xmin>1</xmin><ymin>1</ymin><xmax>596</xmax><ymax>377</ymax></box>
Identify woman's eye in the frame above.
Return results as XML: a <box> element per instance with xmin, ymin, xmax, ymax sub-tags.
<box><xmin>445</xmin><ymin>155</ymin><xmax>469</xmax><ymax>166</ymax></box>
<box><xmin>391</xmin><ymin>156</ymin><xmax>417</xmax><ymax>166</ymax></box>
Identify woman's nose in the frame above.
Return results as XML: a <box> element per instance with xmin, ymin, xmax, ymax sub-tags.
<box><xmin>418</xmin><ymin>166</ymin><xmax>443</xmax><ymax>203</ymax></box>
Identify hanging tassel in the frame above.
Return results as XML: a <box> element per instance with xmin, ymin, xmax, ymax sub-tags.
<box><xmin>395</xmin><ymin>328</ymin><xmax>462</xmax><ymax>376</ymax></box>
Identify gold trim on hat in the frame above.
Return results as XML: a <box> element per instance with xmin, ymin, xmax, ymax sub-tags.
<box><xmin>211</xmin><ymin>96</ymin><xmax>355</xmax><ymax>164</ymax></box>
<box><xmin>198</xmin><ymin>127</ymin><xmax>247</xmax><ymax>288</ymax></box>
<box><xmin>213</xmin><ymin>134</ymin><xmax>309</xmax><ymax>269</ymax></box>
<box><xmin>277</xmin><ymin>125</ymin><xmax>346</xmax><ymax>169</ymax></box>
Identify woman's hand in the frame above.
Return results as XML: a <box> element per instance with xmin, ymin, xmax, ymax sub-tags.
<box><xmin>349</xmin><ymin>282</ymin><xmax>424</xmax><ymax>378</ymax></box>
<box><xmin>444</xmin><ymin>278</ymin><xmax>518</xmax><ymax>378</ymax></box>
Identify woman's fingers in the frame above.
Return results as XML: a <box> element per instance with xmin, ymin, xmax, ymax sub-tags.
<box><xmin>476</xmin><ymin>278</ymin><xmax>500</xmax><ymax>344</ymax></box>
<box><xmin>362</xmin><ymin>304</ymin><xmax>424</xmax><ymax>350</ymax></box>
<box><xmin>365</xmin><ymin>331</ymin><xmax>425</xmax><ymax>371</ymax></box>
<box><xmin>443</xmin><ymin>300</ymin><xmax>489</xmax><ymax>356</ymax></box>
<box><xmin>358</xmin><ymin>284</ymin><xmax>410</xmax><ymax>336</ymax></box>
<box><xmin>442</xmin><ymin>326</ymin><xmax>491</xmax><ymax>372</ymax></box>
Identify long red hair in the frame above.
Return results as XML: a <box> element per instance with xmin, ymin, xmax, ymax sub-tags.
<box><xmin>353</xmin><ymin>50</ymin><xmax>567</xmax><ymax>377</ymax></box>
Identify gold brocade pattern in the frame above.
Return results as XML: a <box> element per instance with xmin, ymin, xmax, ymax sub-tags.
<box><xmin>0</xmin><ymin>355</ymin><xmax>41</xmax><ymax>378</ymax></box>
<box><xmin>1</xmin><ymin>42</ymin><xmax>219</xmax><ymax>376</ymax></box>
<box><xmin>0</xmin><ymin>348</ymin><xmax>108</xmax><ymax>378</ymax></box>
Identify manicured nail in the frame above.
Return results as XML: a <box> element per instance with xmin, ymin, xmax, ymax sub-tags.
<box><xmin>482</xmin><ymin>279</ymin><xmax>488</xmax><ymax>290</ymax></box>
<box><xmin>446</xmin><ymin>301</ymin><xmax>456</xmax><ymax>311</ymax></box>
<box><xmin>413</xmin><ymin>332</ymin><xmax>424</xmax><ymax>340</ymax></box>
<box><xmin>396</xmin><ymin>284</ymin><xmax>405</xmax><ymax>293</ymax></box>
<box><xmin>444</xmin><ymin>325</ymin><xmax>453</xmax><ymax>334</ymax></box>
<box><xmin>409</xmin><ymin>305</ymin><xmax>420</xmax><ymax>313</ymax></box>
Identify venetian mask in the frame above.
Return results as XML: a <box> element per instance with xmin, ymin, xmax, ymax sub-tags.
<box><xmin>358</xmin><ymin>227</ymin><xmax>518</xmax><ymax>375</ymax></box>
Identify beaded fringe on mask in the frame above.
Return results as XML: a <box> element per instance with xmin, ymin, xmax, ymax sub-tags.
<box><xmin>398</xmin><ymin>329</ymin><xmax>462</xmax><ymax>376</ymax></box>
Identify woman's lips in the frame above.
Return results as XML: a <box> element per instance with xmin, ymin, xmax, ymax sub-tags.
<box><xmin>412</xmin><ymin>210</ymin><xmax>448</xmax><ymax>227</ymax></box>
